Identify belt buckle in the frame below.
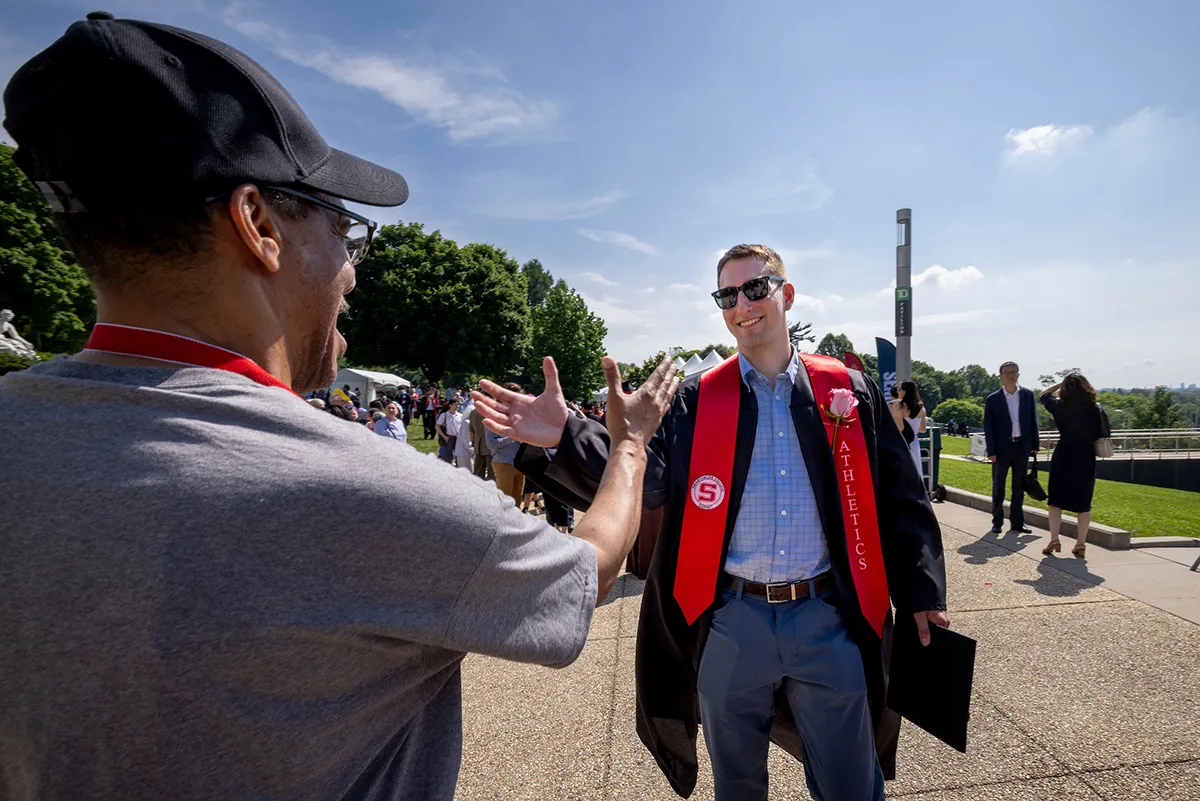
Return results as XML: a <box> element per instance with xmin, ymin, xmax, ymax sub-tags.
<box><xmin>765</xmin><ymin>581</ymin><xmax>798</xmax><ymax>603</ymax></box>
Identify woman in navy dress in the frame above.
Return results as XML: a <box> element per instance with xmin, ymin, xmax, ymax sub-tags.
<box><xmin>1039</xmin><ymin>373</ymin><xmax>1106</xmax><ymax>558</ymax></box>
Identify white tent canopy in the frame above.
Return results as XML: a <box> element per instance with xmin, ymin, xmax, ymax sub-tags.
<box><xmin>682</xmin><ymin>354</ymin><xmax>703</xmax><ymax>373</ymax></box>
<box><xmin>697</xmin><ymin>349</ymin><xmax>725</xmax><ymax>373</ymax></box>
<box><xmin>672</xmin><ymin>356</ymin><xmax>686</xmax><ymax>370</ymax></box>
<box><xmin>333</xmin><ymin>367</ymin><xmax>410</xmax><ymax>405</ymax></box>
<box><xmin>340</xmin><ymin>367</ymin><xmax>410</xmax><ymax>388</ymax></box>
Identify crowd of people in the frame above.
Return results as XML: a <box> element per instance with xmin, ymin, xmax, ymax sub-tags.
<box><xmin>304</xmin><ymin>381</ymin><xmax>615</xmax><ymax>535</ymax></box>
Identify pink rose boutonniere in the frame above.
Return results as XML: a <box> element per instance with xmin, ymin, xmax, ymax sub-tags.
<box><xmin>822</xmin><ymin>387</ymin><xmax>860</xmax><ymax>453</ymax></box>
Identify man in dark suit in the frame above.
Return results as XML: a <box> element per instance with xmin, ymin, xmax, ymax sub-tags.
<box><xmin>476</xmin><ymin>244</ymin><xmax>948</xmax><ymax>801</ymax></box>
<box><xmin>984</xmin><ymin>361</ymin><xmax>1040</xmax><ymax>534</ymax></box>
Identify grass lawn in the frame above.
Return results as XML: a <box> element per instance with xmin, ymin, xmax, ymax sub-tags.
<box><xmin>937</xmin><ymin>457</ymin><xmax>1200</xmax><ymax>538</ymax></box>
<box><xmin>406</xmin><ymin>419</ymin><xmax>439</xmax><ymax>456</ymax></box>
<box><xmin>405</xmin><ymin>418</ymin><xmax>1198</xmax><ymax>538</ymax></box>
<box><xmin>938</xmin><ymin>435</ymin><xmax>972</xmax><ymax>457</ymax></box>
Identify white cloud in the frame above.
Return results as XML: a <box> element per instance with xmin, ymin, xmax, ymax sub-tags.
<box><xmin>879</xmin><ymin>265</ymin><xmax>984</xmax><ymax>296</ymax></box>
<box><xmin>708</xmin><ymin>160</ymin><xmax>833</xmax><ymax>215</ymax></box>
<box><xmin>1005</xmin><ymin>123</ymin><xmax>1093</xmax><ymax>158</ymax></box>
<box><xmin>221</xmin><ymin>5</ymin><xmax>557</xmax><ymax>143</ymax></box>
<box><xmin>465</xmin><ymin>173</ymin><xmax>626</xmax><ymax>220</ymax></box>
<box><xmin>579</xmin><ymin>271</ymin><xmax>618</xmax><ymax>287</ymax></box>
<box><xmin>669</xmin><ymin>282</ymin><xmax>700</xmax><ymax>292</ymax></box>
<box><xmin>827</xmin><ymin>294</ymin><xmax>845</xmax><ymax>303</ymax></box>
<box><xmin>793</xmin><ymin>293</ymin><xmax>825</xmax><ymax>314</ymax></box>
<box><xmin>912</xmin><ymin>264</ymin><xmax>985</xmax><ymax>291</ymax></box>
<box><xmin>1144</xmin><ymin>358</ymin><xmax>1156</xmax><ymax>366</ymax></box>
<box><xmin>577</xmin><ymin>229</ymin><xmax>658</xmax><ymax>255</ymax></box>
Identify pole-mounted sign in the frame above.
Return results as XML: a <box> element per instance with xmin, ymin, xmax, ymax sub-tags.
<box><xmin>895</xmin><ymin>285</ymin><xmax>912</xmax><ymax>337</ymax></box>
<box><xmin>895</xmin><ymin>208</ymin><xmax>912</xmax><ymax>382</ymax></box>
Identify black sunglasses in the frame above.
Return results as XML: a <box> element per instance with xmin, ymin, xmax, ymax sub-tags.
<box><xmin>711</xmin><ymin>275</ymin><xmax>785</xmax><ymax>309</ymax></box>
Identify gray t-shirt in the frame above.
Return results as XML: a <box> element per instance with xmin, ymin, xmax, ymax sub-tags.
<box><xmin>0</xmin><ymin>357</ymin><xmax>597</xmax><ymax>801</ymax></box>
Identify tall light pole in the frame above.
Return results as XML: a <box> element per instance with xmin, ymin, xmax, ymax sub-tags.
<box><xmin>895</xmin><ymin>208</ymin><xmax>912</xmax><ymax>382</ymax></box>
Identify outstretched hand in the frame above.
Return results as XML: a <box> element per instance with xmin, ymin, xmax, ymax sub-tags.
<box><xmin>602</xmin><ymin>356</ymin><xmax>679</xmax><ymax>448</ymax></box>
<box><xmin>474</xmin><ymin>357</ymin><xmax>570</xmax><ymax>448</ymax></box>
<box><xmin>472</xmin><ymin>355</ymin><xmax>679</xmax><ymax>450</ymax></box>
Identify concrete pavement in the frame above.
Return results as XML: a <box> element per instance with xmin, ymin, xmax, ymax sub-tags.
<box><xmin>456</xmin><ymin>502</ymin><xmax>1200</xmax><ymax>800</ymax></box>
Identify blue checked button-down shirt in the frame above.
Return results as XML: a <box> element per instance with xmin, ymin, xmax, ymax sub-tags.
<box><xmin>723</xmin><ymin>351</ymin><xmax>831</xmax><ymax>584</ymax></box>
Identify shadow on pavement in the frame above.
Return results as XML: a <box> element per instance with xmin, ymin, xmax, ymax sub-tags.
<box><xmin>1014</xmin><ymin>558</ymin><xmax>1106</xmax><ymax>597</ymax></box>
<box><xmin>957</xmin><ymin>528</ymin><xmax>1042</xmax><ymax>565</ymax></box>
<box><xmin>598</xmin><ymin>574</ymin><xmax>647</xmax><ymax>607</ymax></box>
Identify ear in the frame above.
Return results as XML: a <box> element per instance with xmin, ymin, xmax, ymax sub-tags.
<box><xmin>782</xmin><ymin>281</ymin><xmax>795</xmax><ymax>312</ymax></box>
<box><xmin>226</xmin><ymin>184</ymin><xmax>285</xmax><ymax>274</ymax></box>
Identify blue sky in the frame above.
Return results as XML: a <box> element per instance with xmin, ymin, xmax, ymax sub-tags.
<box><xmin>3</xmin><ymin>0</ymin><xmax>1198</xmax><ymax>388</ymax></box>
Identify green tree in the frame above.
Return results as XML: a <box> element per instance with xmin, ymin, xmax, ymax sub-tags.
<box><xmin>342</xmin><ymin>223</ymin><xmax>530</xmax><ymax>383</ymax></box>
<box><xmin>624</xmin><ymin>351</ymin><xmax>667</xmax><ymax>387</ymax></box>
<box><xmin>952</xmin><ymin>364</ymin><xmax>998</xmax><ymax>402</ymax></box>
<box><xmin>931</xmin><ymin>398</ymin><xmax>984</xmax><ymax>428</ymax></box>
<box><xmin>1149</xmin><ymin>385</ymin><xmax>1183</xmax><ymax>428</ymax></box>
<box><xmin>1098</xmin><ymin>391</ymin><xmax>1150</xmax><ymax>430</ymax></box>
<box><xmin>910</xmin><ymin>360</ymin><xmax>945</xmax><ymax>413</ymax></box>
<box><xmin>939</xmin><ymin>372</ymin><xmax>969</xmax><ymax>401</ymax></box>
<box><xmin>0</xmin><ymin>351</ymin><xmax>46</xmax><ymax>375</ymax></box>
<box><xmin>527</xmin><ymin>280</ymin><xmax>608</xmax><ymax>401</ymax></box>
<box><xmin>788</xmin><ymin>320</ymin><xmax>815</xmax><ymax>350</ymax></box>
<box><xmin>521</xmin><ymin>258</ymin><xmax>553</xmax><ymax>308</ymax></box>
<box><xmin>856</xmin><ymin>352</ymin><xmax>879</xmax><ymax>383</ymax></box>
<box><xmin>0</xmin><ymin>143</ymin><xmax>95</xmax><ymax>352</ymax></box>
<box><xmin>616</xmin><ymin>362</ymin><xmax>639</xmax><ymax>379</ymax></box>
<box><xmin>815</xmin><ymin>332</ymin><xmax>854</xmax><ymax>360</ymax></box>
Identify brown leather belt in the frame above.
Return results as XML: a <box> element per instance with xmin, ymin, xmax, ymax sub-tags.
<box><xmin>722</xmin><ymin>572</ymin><xmax>835</xmax><ymax>603</ymax></box>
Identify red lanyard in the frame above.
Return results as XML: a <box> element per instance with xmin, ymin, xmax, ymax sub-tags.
<box><xmin>83</xmin><ymin>323</ymin><xmax>298</xmax><ymax>397</ymax></box>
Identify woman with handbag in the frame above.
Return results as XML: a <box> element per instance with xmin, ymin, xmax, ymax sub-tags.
<box><xmin>1039</xmin><ymin>374</ymin><xmax>1107</xmax><ymax>557</ymax></box>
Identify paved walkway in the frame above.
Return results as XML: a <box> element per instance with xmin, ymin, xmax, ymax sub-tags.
<box><xmin>455</xmin><ymin>503</ymin><xmax>1200</xmax><ymax>800</ymax></box>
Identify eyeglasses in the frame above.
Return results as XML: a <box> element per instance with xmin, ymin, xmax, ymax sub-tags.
<box><xmin>711</xmin><ymin>275</ymin><xmax>785</xmax><ymax>309</ymax></box>
<box><xmin>264</xmin><ymin>185</ymin><xmax>377</xmax><ymax>266</ymax></box>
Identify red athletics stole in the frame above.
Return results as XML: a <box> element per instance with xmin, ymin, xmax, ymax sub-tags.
<box><xmin>83</xmin><ymin>323</ymin><xmax>299</xmax><ymax>397</ymax></box>
<box><xmin>672</xmin><ymin>352</ymin><xmax>890</xmax><ymax>637</ymax></box>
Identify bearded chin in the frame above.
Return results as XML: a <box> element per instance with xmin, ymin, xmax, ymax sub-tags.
<box><xmin>291</xmin><ymin>325</ymin><xmax>341</xmax><ymax>395</ymax></box>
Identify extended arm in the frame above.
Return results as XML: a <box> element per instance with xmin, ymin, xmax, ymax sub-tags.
<box><xmin>474</xmin><ymin>357</ymin><xmax>678</xmax><ymax>603</ymax></box>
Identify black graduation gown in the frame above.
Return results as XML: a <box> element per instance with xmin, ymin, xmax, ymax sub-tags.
<box><xmin>517</xmin><ymin>365</ymin><xmax>947</xmax><ymax>798</ymax></box>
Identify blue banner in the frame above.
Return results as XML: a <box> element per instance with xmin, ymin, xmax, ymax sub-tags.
<box><xmin>875</xmin><ymin>337</ymin><xmax>897</xmax><ymax>398</ymax></box>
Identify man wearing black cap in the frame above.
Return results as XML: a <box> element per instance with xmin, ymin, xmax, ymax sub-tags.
<box><xmin>0</xmin><ymin>12</ymin><xmax>677</xmax><ymax>800</ymax></box>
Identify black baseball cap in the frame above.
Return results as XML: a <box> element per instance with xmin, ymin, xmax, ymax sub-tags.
<box><xmin>2</xmin><ymin>11</ymin><xmax>408</xmax><ymax>213</ymax></box>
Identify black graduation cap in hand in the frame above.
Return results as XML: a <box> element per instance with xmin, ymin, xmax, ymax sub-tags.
<box><xmin>887</xmin><ymin>615</ymin><xmax>977</xmax><ymax>753</ymax></box>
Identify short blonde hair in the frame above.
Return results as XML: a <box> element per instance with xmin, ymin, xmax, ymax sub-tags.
<box><xmin>717</xmin><ymin>244</ymin><xmax>786</xmax><ymax>280</ymax></box>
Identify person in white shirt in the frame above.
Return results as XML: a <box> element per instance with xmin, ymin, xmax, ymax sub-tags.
<box><xmin>436</xmin><ymin>399</ymin><xmax>461</xmax><ymax>463</ymax></box>
<box><xmin>454</xmin><ymin>397</ymin><xmax>475</xmax><ymax>470</ymax></box>
<box><xmin>983</xmin><ymin>361</ymin><xmax>1040</xmax><ymax>534</ymax></box>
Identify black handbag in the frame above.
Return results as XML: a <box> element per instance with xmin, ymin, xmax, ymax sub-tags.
<box><xmin>1024</xmin><ymin>454</ymin><xmax>1048</xmax><ymax>502</ymax></box>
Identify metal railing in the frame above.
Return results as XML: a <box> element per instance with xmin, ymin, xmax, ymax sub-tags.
<box><xmin>1038</xmin><ymin>428</ymin><xmax>1200</xmax><ymax>459</ymax></box>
